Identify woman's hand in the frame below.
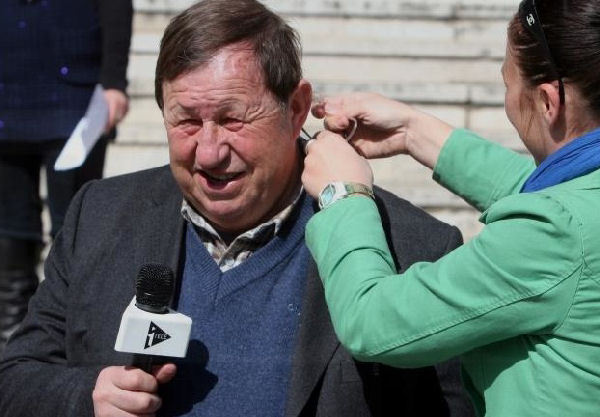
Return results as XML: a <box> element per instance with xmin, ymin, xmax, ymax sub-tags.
<box><xmin>312</xmin><ymin>92</ymin><xmax>454</xmax><ymax>170</ymax></box>
<box><xmin>301</xmin><ymin>130</ymin><xmax>373</xmax><ymax>199</ymax></box>
<box><xmin>312</xmin><ymin>92</ymin><xmax>410</xmax><ymax>159</ymax></box>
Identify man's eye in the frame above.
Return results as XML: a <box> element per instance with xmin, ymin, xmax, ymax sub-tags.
<box><xmin>178</xmin><ymin>119</ymin><xmax>201</xmax><ymax>127</ymax></box>
<box><xmin>221</xmin><ymin>118</ymin><xmax>244</xmax><ymax>131</ymax></box>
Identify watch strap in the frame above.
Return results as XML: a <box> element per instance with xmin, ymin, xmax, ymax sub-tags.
<box><xmin>318</xmin><ymin>182</ymin><xmax>374</xmax><ymax>210</ymax></box>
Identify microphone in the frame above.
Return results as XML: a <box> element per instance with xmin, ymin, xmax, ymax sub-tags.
<box><xmin>115</xmin><ymin>264</ymin><xmax>192</xmax><ymax>372</ymax></box>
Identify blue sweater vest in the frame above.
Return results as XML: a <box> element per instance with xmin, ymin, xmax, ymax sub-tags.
<box><xmin>158</xmin><ymin>194</ymin><xmax>314</xmax><ymax>417</ymax></box>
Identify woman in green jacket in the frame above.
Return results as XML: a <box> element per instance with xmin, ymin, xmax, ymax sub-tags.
<box><xmin>301</xmin><ymin>1</ymin><xmax>600</xmax><ymax>416</ymax></box>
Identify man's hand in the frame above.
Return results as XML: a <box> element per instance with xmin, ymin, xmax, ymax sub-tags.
<box><xmin>104</xmin><ymin>89</ymin><xmax>129</xmax><ymax>133</ymax></box>
<box><xmin>301</xmin><ymin>131</ymin><xmax>373</xmax><ymax>199</ymax></box>
<box><xmin>93</xmin><ymin>364</ymin><xmax>176</xmax><ymax>417</ymax></box>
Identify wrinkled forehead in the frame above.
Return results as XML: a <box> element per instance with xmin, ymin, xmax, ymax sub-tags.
<box><xmin>169</xmin><ymin>43</ymin><xmax>264</xmax><ymax>87</ymax></box>
<box><xmin>161</xmin><ymin>46</ymin><xmax>282</xmax><ymax>117</ymax></box>
<box><xmin>164</xmin><ymin>44</ymin><xmax>272</xmax><ymax>98</ymax></box>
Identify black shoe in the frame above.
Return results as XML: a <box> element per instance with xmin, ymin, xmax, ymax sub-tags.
<box><xmin>0</xmin><ymin>238</ymin><xmax>40</xmax><ymax>353</ymax></box>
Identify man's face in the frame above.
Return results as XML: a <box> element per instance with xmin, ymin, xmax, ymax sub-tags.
<box><xmin>162</xmin><ymin>44</ymin><xmax>308</xmax><ymax>234</ymax></box>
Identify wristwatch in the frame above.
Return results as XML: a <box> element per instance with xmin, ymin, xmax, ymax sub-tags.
<box><xmin>318</xmin><ymin>182</ymin><xmax>374</xmax><ymax>210</ymax></box>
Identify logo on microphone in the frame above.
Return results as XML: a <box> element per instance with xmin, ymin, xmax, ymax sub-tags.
<box><xmin>144</xmin><ymin>321</ymin><xmax>171</xmax><ymax>349</ymax></box>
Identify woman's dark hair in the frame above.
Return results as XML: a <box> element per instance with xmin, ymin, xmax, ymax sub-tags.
<box><xmin>509</xmin><ymin>0</ymin><xmax>600</xmax><ymax>116</ymax></box>
<box><xmin>155</xmin><ymin>0</ymin><xmax>302</xmax><ymax>110</ymax></box>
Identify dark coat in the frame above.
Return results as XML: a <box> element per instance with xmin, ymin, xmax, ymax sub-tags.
<box><xmin>0</xmin><ymin>0</ymin><xmax>132</xmax><ymax>141</ymax></box>
<box><xmin>0</xmin><ymin>166</ymin><xmax>474</xmax><ymax>416</ymax></box>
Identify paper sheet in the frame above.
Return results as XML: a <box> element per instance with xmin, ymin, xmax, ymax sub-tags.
<box><xmin>54</xmin><ymin>84</ymin><xmax>108</xmax><ymax>171</ymax></box>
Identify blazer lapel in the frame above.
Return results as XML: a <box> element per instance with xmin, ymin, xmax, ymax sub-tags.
<box><xmin>133</xmin><ymin>167</ymin><xmax>185</xmax><ymax>290</ymax></box>
<box><xmin>286</xmin><ymin>260</ymin><xmax>340</xmax><ymax>417</ymax></box>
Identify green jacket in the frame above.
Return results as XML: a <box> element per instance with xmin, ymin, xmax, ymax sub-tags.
<box><xmin>306</xmin><ymin>129</ymin><xmax>600</xmax><ymax>417</ymax></box>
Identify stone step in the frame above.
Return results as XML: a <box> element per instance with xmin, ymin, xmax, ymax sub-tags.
<box><xmin>104</xmin><ymin>142</ymin><xmax>169</xmax><ymax>177</ymax></box>
<box><xmin>133</xmin><ymin>0</ymin><xmax>520</xmax><ymax>20</ymax></box>
<box><xmin>132</xmin><ymin>15</ymin><xmax>508</xmax><ymax>59</ymax></box>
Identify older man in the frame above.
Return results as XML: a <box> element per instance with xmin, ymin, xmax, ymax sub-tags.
<box><xmin>0</xmin><ymin>1</ymin><xmax>473</xmax><ymax>416</ymax></box>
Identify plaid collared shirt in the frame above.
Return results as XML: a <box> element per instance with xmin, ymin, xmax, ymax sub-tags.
<box><xmin>181</xmin><ymin>190</ymin><xmax>303</xmax><ymax>272</ymax></box>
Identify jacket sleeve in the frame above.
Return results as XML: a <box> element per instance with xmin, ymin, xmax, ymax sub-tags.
<box><xmin>433</xmin><ymin>129</ymin><xmax>536</xmax><ymax>213</ymax></box>
<box><xmin>97</xmin><ymin>0</ymin><xmax>133</xmax><ymax>92</ymax></box>
<box><xmin>432</xmin><ymin>228</ymin><xmax>476</xmax><ymax>417</ymax></box>
<box><xmin>0</xmin><ymin>182</ymin><xmax>101</xmax><ymax>417</ymax></box>
<box><xmin>306</xmin><ymin>194</ymin><xmax>580</xmax><ymax>367</ymax></box>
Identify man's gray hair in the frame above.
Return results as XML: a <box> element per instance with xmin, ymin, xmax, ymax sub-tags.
<box><xmin>155</xmin><ymin>0</ymin><xmax>302</xmax><ymax>110</ymax></box>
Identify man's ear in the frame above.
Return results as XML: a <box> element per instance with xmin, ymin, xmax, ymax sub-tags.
<box><xmin>538</xmin><ymin>81</ymin><xmax>563</xmax><ymax>127</ymax></box>
<box><xmin>288</xmin><ymin>79</ymin><xmax>313</xmax><ymax>136</ymax></box>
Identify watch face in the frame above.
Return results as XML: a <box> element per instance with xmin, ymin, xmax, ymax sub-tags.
<box><xmin>321</xmin><ymin>184</ymin><xmax>336</xmax><ymax>201</ymax></box>
<box><xmin>319</xmin><ymin>183</ymin><xmax>337</xmax><ymax>209</ymax></box>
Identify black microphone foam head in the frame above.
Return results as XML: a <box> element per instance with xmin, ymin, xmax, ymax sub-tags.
<box><xmin>135</xmin><ymin>264</ymin><xmax>174</xmax><ymax>314</ymax></box>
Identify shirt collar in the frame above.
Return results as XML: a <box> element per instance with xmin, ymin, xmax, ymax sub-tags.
<box><xmin>181</xmin><ymin>187</ymin><xmax>304</xmax><ymax>248</ymax></box>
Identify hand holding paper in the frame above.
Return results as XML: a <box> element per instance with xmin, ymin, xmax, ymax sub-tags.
<box><xmin>54</xmin><ymin>84</ymin><xmax>109</xmax><ymax>171</ymax></box>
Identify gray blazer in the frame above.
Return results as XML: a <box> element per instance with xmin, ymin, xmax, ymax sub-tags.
<box><xmin>0</xmin><ymin>166</ymin><xmax>473</xmax><ymax>417</ymax></box>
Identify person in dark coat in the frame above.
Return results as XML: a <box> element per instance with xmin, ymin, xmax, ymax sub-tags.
<box><xmin>0</xmin><ymin>0</ymin><xmax>133</xmax><ymax>353</ymax></box>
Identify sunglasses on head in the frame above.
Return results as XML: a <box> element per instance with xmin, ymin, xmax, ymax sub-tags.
<box><xmin>518</xmin><ymin>0</ymin><xmax>565</xmax><ymax>104</ymax></box>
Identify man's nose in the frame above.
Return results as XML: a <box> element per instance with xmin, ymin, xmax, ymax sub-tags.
<box><xmin>194</xmin><ymin>123</ymin><xmax>229</xmax><ymax>169</ymax></box>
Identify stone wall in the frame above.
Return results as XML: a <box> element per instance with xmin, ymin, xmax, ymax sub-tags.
<box><xmin>108</xmin><ymin>0</ymin><xmax>525</xmax><ymax>240</ymax></box>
